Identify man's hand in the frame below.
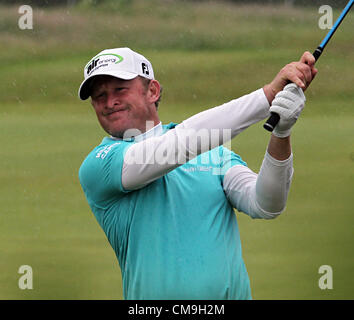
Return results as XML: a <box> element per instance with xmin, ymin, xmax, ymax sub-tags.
<box><xmin>263</xmin><ymin>51</ymin><xmax>318</xmax><ymax>104</ymax></box>
<box><xmin>270</xmin><ymin>83</ymin><xmax>306</xmax><ymax>138</ymax></box>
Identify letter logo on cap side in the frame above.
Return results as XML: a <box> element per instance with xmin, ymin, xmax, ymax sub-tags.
<box><xmin>142</xmin><ymin>63</ymin><xmax>149</xmax><ymax>76</ymax></box>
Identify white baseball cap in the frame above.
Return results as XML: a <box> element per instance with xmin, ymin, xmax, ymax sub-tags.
<box><xmin>78</xmin><ymin>47</ymin><xmax>154</xmax><ymax>100</ymax></box>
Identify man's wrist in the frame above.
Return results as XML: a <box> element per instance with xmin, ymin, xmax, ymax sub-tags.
<box><xmin>267</xmin><ymin>134</ymin><xmax>291</xmax><ymax>161</ymax></box>
<box><xmin>263</xmin><ymin>84</ymin><xmax>278</xmax><ymax>105</ymax></box>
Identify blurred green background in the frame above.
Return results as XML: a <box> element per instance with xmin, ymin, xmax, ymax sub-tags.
<box><xmin>0</xmin><ymin>0</ymin><xmax>353</xmax><ymax>299</ymax></box>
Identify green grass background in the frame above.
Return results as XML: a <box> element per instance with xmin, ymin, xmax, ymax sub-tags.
<box><xmin>0</xmin><ymin>1</ymin><xmax>353</xmax><ymax>299</ymax></box>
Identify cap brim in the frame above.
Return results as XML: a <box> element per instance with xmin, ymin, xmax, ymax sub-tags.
<box><xmin>78</xmin><ymin>70</ymin><xmax>138</xmax><ymax>100</ymax></box>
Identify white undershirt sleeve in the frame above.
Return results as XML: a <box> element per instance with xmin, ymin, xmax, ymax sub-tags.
<box><xmin>122</xmin><ymin>88</ymin><xmax>270</xmax><ymax>190</ymax></box>
<box><xmin>223</xmin><ymin>152</ymin><xmax>294</xmax><ymax>219</ymax></box>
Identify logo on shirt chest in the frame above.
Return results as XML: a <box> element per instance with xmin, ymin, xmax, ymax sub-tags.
<box><xmin>96</xmin><ymin>142</ymin><xmax>121</xmax><ymax>159</ymax></box>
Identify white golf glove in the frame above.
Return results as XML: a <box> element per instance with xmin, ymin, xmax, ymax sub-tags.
<box><xmin>270</xmin><ymin>83</ymin><xmax>306</xmax><ymax>138</ymax></box>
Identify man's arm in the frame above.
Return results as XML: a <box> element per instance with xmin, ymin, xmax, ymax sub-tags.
<box><xmin>122</xmin><ymin>52</ymin><xmax>317</xmax><ymax>191</ymax></box>
<box><xmin>222</xmin><ymin>86</ymin><xmax>302</xmax><ymax>219</ymax></box>
<box><xmin>223</xmin><ymin>72</ymin><xmax>312</xmax><ymax>218</ymax></box>
<box><xmin>122</xmin><ymin>88</ymin><xmax>270</xmax><ymax>190</ymax></box>
<box><xmin>223</xmin><ymin>152</ymin><xmax>293</xmax><ymax>219</ymax></box>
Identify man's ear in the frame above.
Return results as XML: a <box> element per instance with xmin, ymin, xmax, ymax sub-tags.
<box><xmin>147</xmin><ymin>80</ymin><xmax>161</xmax><ymax>104</ymax></box>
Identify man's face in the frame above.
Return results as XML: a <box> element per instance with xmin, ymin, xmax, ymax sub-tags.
<box><xmin>90</xmin><ymin>75</ymin><xmax>160</xmax><ymax>138</ymax></box>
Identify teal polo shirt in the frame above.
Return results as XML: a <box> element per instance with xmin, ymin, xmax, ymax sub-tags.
<box><xmin>79</xmin><ymin>123</ymin><xmax>251</xmax><ymax>299</ymax></box>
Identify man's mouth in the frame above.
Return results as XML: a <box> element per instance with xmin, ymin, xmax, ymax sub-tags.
<box><xmin>104</xmin><ymin>108</ymin><xmax>127</xmax><ymax>116</ymax></box>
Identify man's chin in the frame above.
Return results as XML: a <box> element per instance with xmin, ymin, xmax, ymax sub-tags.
<box><xmin>103</xmin><ymin>121</ymin><xmax>127</xmax><ymax>139</ymax></box>
<box><xmin>107</xmin><ymin>127</ymin><xmax>142</xmax><ymax>140</ymax></box>
<box><xmin>106</xmin><ymin>128</ymin><xmax>124</xmax><ymax>139</ymax></box>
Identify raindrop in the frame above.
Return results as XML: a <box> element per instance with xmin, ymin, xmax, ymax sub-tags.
<box><xmin>16</xmin><ymin>97</ymin><xmax>23</xmax><ymax>104</ymax></box>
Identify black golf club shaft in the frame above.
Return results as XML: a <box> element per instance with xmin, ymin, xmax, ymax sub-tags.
<box><xmin>263</xmin><ymin>0</ymin><xmax>354</xmax><ymax>132</ymax></box>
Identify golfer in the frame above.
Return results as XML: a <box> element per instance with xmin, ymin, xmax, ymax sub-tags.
<box><xmin>78</xmin><ymin>47</ymin><xmax>317</xmax><ymax>299</ymax></box>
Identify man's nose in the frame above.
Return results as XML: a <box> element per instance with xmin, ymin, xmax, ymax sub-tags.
<box><xmin>106</xmin><ymin>93</ymin><xmax>119</xmax><ymax>109</ymax></box>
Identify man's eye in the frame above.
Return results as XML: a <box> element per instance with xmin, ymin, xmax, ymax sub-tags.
<box><xmin>95</xmin><ymin>93</ymin><xmax>104</xmax><ymax>99</ymax></box>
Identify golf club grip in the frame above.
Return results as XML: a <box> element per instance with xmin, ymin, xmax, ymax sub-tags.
<box><xmin>263</xmin><ymin>112</ymin><xmax>280</xmax><ymax>132</ymax></box>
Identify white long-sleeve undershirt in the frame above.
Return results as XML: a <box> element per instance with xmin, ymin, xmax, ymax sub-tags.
<box><xmin>223</xmin><ymin>152</ymin><xmax>293</xmax><ymax>219</ymax></box>
<box><xmin>121</xmin><ymin>88</ymin><xmax>294</xmax><ymax>218</ymax></box>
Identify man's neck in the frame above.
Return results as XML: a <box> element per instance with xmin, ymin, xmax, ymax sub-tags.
<box><xmin>110</xmin><ymin>122</ymin><xmax>163</xmax><ymax>142</ymax></box>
